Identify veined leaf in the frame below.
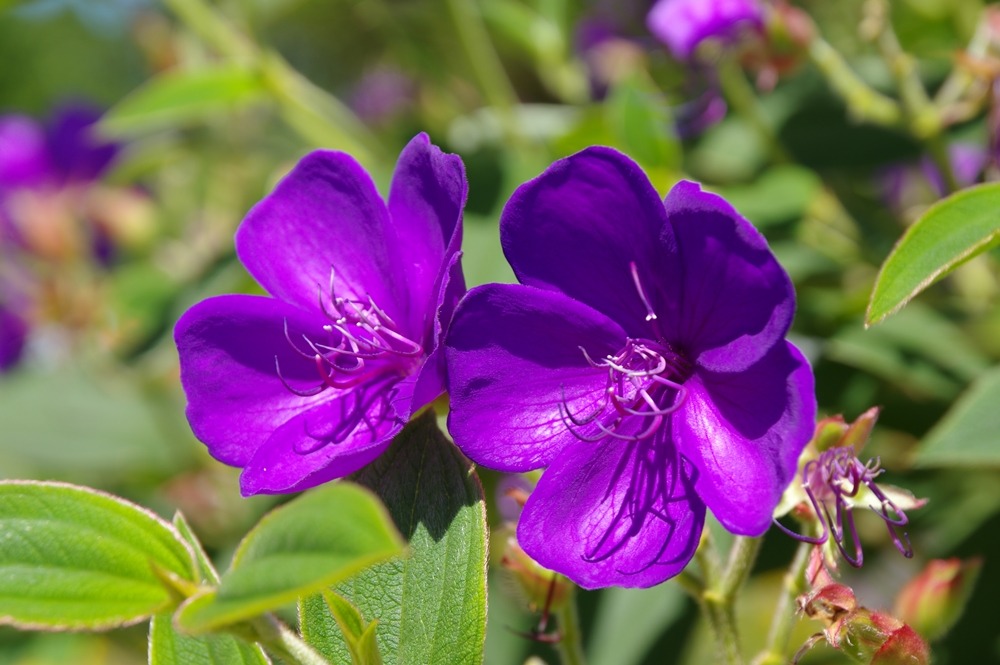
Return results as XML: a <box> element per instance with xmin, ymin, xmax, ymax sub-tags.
<box><xmin>300</xmin><ymin>412</ymin><xmax>488</xmax><ymax>665</ymax></box>
<box><xmin>868</xmin><ymin>183</ymin><xmax>1000</xmax><ymax>325</ymax></box>
<box><xmin>0</xmin><ymin>481</ymin><xmax>196</xmax><ymax>630</ymax></box>
<box><xmin>149</xmin><ymin>613</ymin><xmax>271</xmax><ymax>665</ymax></box>
<box><xmin>175</xmin><ymin>483</ymin><xmax>403</xmax><ymax>633</ymax></box>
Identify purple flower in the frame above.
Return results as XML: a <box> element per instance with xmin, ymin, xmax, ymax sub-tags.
<box><xmin>174</xmin><ymin>134</ymin><xmax>467</xmax><ymax>496</ymax></box>
<box><xmin>445</xmin><ymin>148</ymin><xmax>815</xmax><ymax>588</ymax></box>
<box><xmin>0</xmin><ymin>302</ymin><xmax>28</xmax><ymax>373</ymax></box>
<box><xmin>0</xmin><ymin>103</ymin><xmax>118</xmax><ymax>193</ymax></box>
<box><xmin>647</xmin><ymin>0</ymin><xmax>763</xmax><ymax>61</ymax></box>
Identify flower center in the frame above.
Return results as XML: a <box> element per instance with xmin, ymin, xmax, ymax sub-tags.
<box><xmin>276</xmin><ymin>268</ymin><xmax>424</xmax><ymax>398</ymax></box>
<box><xmin>559</xmin><ymin>262</ymin><xmax>691</xmax><ymax>443</ymax></box>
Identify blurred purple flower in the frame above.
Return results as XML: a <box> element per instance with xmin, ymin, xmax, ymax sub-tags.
<box><xmin>349</xmin><ymin>66</ymin><xmax>415</xmax><ymax>126</ymax></box>
<box><xmin>0</xmin><ymin>102</ymin><xmax>118</xmax><ymax>193</ymax></box>
<box><xmin>446</xmin><ymin>148</ymin><xmax>816</xmax><ymax>588</ymax></box>
<box><xmin>175</xmin><ymin>134</ymin><xmax>467</xmax><ymax>496</ymax></box>
<box><xmin>674</xmin><ymin>78</ymin><xmax>728</xmax><ymax>138</ymax></box>
<box><xmin>0</xmin><ymin>303</ymin><xmax>28</xmax><ymax>373</ymax></box>
<box><xmin>878</xmin><ymin>143</ymin><xmax>987</xmax><ymax>214</ymax></box>
<box><xmin>647</xmin><ymin>0</ymin><xmax>763</xmax><ymax>60</ymax></box>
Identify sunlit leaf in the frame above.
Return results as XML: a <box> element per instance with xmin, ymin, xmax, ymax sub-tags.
<box><xmin>101</xmin><ymin>64</ymin><xmax>266</xmax><ymax>136</ymax></box>
<box><xmin>175</xmin><ymin>484</ymin><xmax>403</xmax><ymax>633</ymax></box>
<box><xmin>868</xmin><ymin>183</ymin><xmax>1000</xmax><ymax>325</ymax></box>
<box><xmin>0</xmin><ymin>481</ymin><xmax>196</xmax><ymax>630</ymax></box>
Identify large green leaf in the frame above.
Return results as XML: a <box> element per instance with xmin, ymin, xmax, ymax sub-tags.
<box><xmin>101</xmin><ymin>64</ymin><xmax>266</xmax><ymax>136</ymax></box>
<box><xmin>916</xmin><ymin>365</ymin><xmax>1000</xmax><ymax>466</ymax></box>
<box><xmin>176</xmin><ymin>483</ymin><xmax>403</xmax><ymax>633</ymax></box>
<box><xmin>868</xmin><ymin>183</ymin><xmax>1000</xmax><ymax>325</ymax></box>
<box><xmin>0</xmin><ymin>481</ymin><xmax>196</xmax><ymax>630</ymax></box>
<box><xmin>588</xmin><ymin>584</ymin><xmax>687</xmax><ymax>665</ymax></box>
<box><xmin>300</xmin><ymin>412</ymin><xmax>488</xmax><ymax>665</ymax></box>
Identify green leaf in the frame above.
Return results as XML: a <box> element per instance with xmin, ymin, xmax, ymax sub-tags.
<box><xmin>149</xmin><ymin>613</ymin><xmax>271</xmax><ymax>665</ymax></box>
<box><xmin>605</xmin><ymin>74</ymin><xmax>681</xmax><ymax>171</ymax></box>
<box><xmin>176</xmin><ymin>483</ymin><xmax>404</xmax><ymax>633</ymax></box>
<box><xmin>323</xmin><ymin>591</ymin><xmax>383</xmax><ymax>665</ymax></box>
<box><xmin>587</xmin><ymin>584</ymin><xmax>687</xmax><ymax>665</ymax></box>
<box><xmin>0</xmin><ymin>481</ymin><xmax>196</xmax><ymax>630</ymax></box>
<box><xmin>916</xmin><ymin>366</ymin><xmax>1000</xmax><ymax>466</ymax></box>
<box><xmin>300</xmin><ymin>412</ymin><xmax>488</xmax><ymax>665</ymax></box>
<box><xmin>173</xmin><ymin>512</ymin><xmax>220</xmax><ymax>586</ymax></box>
<box><xmin>868</xmin><ymin>182</ymin><xmax>1000</xmax><ymax>325</ymax></box>
<box><xmin>101</xmin><ymin>65</ymin><xmax>266</xmax><ymax>136</ymax></box>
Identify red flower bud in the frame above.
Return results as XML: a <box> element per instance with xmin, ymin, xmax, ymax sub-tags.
<box><xmin>895</xmin><ymin>557</ymin><xmax>982</xmax><ymax>641</ymax></box>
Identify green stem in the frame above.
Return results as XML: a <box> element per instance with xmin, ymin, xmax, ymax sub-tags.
<box><xmin>716</xmin><ymin>56</ymin><xmax>789</xmax><ymax>163</ymax></box>
<box><xmin>868</xmin><ymin>0</ymin><xmax>957</xmax><ymax>192</ymax></box>
<box><xmin>719</xmin><ymin>536</ymin><xmax>763</xmax><ymax>602</ymax></box>
<box><xmin>251</xmin><ymin>614</ymin><xmax>332</xmax><ymax>665</ymax></box>
<box><xmin>807</xmin><ymin>37</ymin><xmax>902</xmax><ymax>127</ymax></box>
<box><xmin>445</xmin><ymin>0</ymin><xmax>519</xmax><ymax>115</ymax></box>
<box><xmin>554</xmin><ymin>591</ymin><xmax>587</xmax><ymax>665</ymax></box>
<box><xmin>750</xmin><ymin>542</ymin><xmax>812</xmax><ymax>665</ymax></box>
<box><xmin>695</xmin><ymin>534</ymin><xmax>763</xmax><ymax>665</ymax></box>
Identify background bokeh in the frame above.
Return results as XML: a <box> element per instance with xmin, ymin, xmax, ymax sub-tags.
<box><xmin>0</xmin><ymin>0</ymin><xmax>998</xmax><ymax>662</ymax></box>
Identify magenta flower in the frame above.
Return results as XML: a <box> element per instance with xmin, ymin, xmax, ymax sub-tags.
<box><xmin>175</xmin><ymin>134</ymin><xmax>467</xmax><ymax>495</ymax></box>
<box><xmin>646</xmin><ymin>0</ymin><xmax>763</xmax><ymax>61</ymax></box>
<box><xmin>445</xmin><ymin>148</ymin><xmax>815</xmax><ymax>588</ymax></box>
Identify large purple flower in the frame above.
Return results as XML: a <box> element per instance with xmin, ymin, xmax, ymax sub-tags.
<box><xmin>175</xmin><ymin>134</ymin><xmax>467</xmax><ymax>495</ymax></box>
<box><xmin>646</xmin><ymin>0</ymin><xmax>763</xmax><ymax>61</ymax></box>
<box><xmin>445</xmin><ymin>148</ymin><xmax>815</xmax><ymax>588</ymax></box>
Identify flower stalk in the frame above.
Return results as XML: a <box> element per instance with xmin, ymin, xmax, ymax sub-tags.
<box><xmin>751</xmin><ymin>541</ymin><xmax>812</xmax><ymax>665</ymax></box>
<box><xmin>554</xmin><ymin>592</ymin><xmax>588</xmax><ymax>665</ymax></box>
<box><xmin>250</xmin><ymin>614</ymin><xmax>333</xmax><ymax>665</ymax></box>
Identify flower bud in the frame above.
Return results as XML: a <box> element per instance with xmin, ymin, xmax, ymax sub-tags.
<box><xmin>894</xmin><ymin>557</ymin><xmax>982</xmax><ymax>641</ymax></box>
<box><xmin>501</xmin><ymin>537</ymin><xmax>572</xmax><ymax>613</ymax></box>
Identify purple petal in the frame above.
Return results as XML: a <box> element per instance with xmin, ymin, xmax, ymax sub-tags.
<box><xmin>500</xmin><ymin>147</ymin><xmax>678</xmax><ymax>338</ymax></box>
<box><xmin>647</xmin><ymin>0</ymin><xmax>764</xmax><ymax>61</ymax></box>
<box><xmin>235</xmin><ymin>151</ymin><xmax>410</xmax><ymax>334</ymax></box>
<box><xmin>398</xmin><ymin>249</ymin><xmax>467</xmax><ymax>420</ymax></box>
<box><xmin>240</xmin><ymin>377</ymin><xmax>402</xmax><ymax>495</ymax></box>
<box><xmin>0</xmin><ymin>115</ymin><xmax>54</xmax><ymax>190</ymax></box>
<box><xmin>46</xmin><ymin>103</ymin><xmax>118</xmax><ymax>183</ymax></box>
<box><xmin>174</xmin><ymin>294</ymin><xmax>338</xmax><ymax>467</ymax></box>
<box><xmin>388</xmin><ymin>133</ymin><xmax>467</xmax><ymax>342</ymax></box>
<box><xmin>517</xmin><ymin>423</ymin><xmax>705</xmax><ymax>589</ymax></box>
<box><xmin>660</xmin><ymin>180</ymin><xmax>794</xmax><ymax>373</ymax></box>
<box><xmin>673</xmin><ymin>341</ymin><xmax>815</xmax><ymax>536</ymax></box>
<box><xmin>446</xmin><ymin>283</ymin><xmax>626</xmax><ymax>472</ymax></box>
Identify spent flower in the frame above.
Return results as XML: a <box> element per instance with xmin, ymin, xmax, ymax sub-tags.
<box><xmin>446</xmin><ymin>148</ymin><xmax>815</xmax><ymax>588</ymax></box>
<box><xmin>774</xmin><ymin>408</ymin><xmax>927</xmax><ymax>568</ymax></box>
<box><xmin>175</xmin><ymin>134</ymin><xmax>467</xmax><ymax>495</ymax></box>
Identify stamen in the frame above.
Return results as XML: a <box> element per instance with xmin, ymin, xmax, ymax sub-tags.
<box><xmin>630</xmin><ymin>261</ymin><xmax>663</xmax><ymax>339</ymax></box>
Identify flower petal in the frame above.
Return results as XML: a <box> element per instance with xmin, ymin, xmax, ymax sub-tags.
<box><xmin>235</xmin><ymin>151</ymin><xmax>409</xmax><ymax>330</ymax></box>
<box><xmin>517</xmin><ymin>424</ymin><xmax>705</xmax><ymax>589</ymax></box>
<box><xmin>174</xmin><ymin>294</ymin><xmax>336</xmax><ymax>467</ymax></box>
<box><xmin>240</xmin><ymin>377</ymin><xmax>402</xmax><ymax>495</ymax></box>
<box><xmin>660</xmin><ymin>180</ymin><xmax>795</xmax><ymax>372</ymax></box>
<box><xmin>46</xmin><ymin>104</ymin><xmax>118</xmax><ymax>183</ymax></box>
<box><xmin>446</xmin><ymin>282</ymin><xmax>626</xmax><ymax>472</ymax></box>
<box><xmin>500</xmin><ymin>147</ymin><xmax>678</xmax><ymax>337</ymax></box>
<box><xmin>388</xmin><ymin>133</ymin><xmax>467</xmax><ymax>340</ymax></box>
<box><xmin>673</xmin><ymin>341</ymin><xmax>816</xmax><ymax>536</ymax></box>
